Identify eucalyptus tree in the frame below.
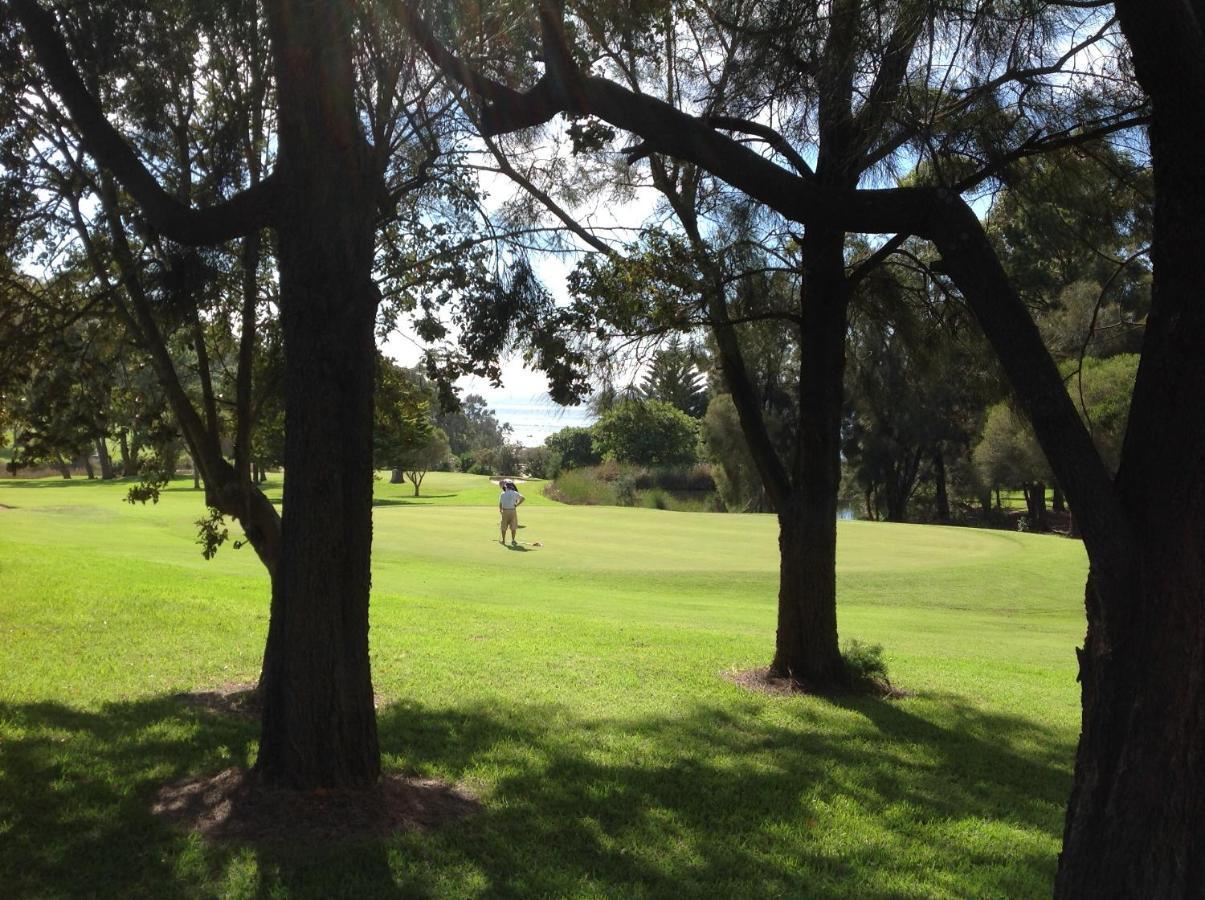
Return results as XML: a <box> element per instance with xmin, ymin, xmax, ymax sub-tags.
<box><xmin>401</xmin><ymin>0</ymin><xmax>1203</xmax><ymax>889</ymax></box>
<box><xmin>10</xmin><ymin>0</ymin><xmax>476</xmax><ymax>789</ymax></box>
<box><xmin>400</xmin><ymin>0</ymin><xmax>1142</xmax><ymax>686</ymax></box>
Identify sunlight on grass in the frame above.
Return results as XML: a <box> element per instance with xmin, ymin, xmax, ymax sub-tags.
<box><xmin>0</xmin><ymin>473</ymin><xmax>1087</xmax><ymax>897</ymax></box>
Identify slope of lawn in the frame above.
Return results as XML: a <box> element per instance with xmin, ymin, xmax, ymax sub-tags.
<box><xmin>0</xmin><ymin>472</ymin><xmax>1088</xmax><ymax>898</ymax></box>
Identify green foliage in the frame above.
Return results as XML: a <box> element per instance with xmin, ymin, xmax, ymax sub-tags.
<box><xmin>592</xmin><ymin>399</ymin><xmax>698</xmax><ymax>466</ymax></box>
<box><xmin>640</xmin><ymin>337</ymin><xmax>706</xmax><ymax>417</ymax></box>
<box><xmin>195</xmin><ymin>507</ymin><xmax>230</xmax><ymax>561</ymax></box>
<box><xmin>544</xmin><ymin>425</ymin><xmax>601</xmax><ymax>474</ymax></box>
<box><xmin>396</xmin><ymin>429</ymin><xmax>452</xmax><ymax>497</ymax></box>
<box><xmin>435</xmin><ymin>394</ymin><xmax>511</xmax><ymax>456</ymax></box>
<box><xmin>842</xmin><ymin>639</ymin><xmax>890</xmax><ymax>688</ymax></box>
<box><xmin>973</xmin><ymin>354</ymin><xmax>1138</xmax><ymax>490</ymax></box>
<box><xmin>374</xmin><ymin>358</ymin><xmax>437</xmax><ymax>471</ymax></box>
<box><xmin>701</xmin><ymin>394</ymin><xmax>767</xmax><ymax>513</ymax></box>
<box><xmin>521</xmin><ymin>445</ymin><xmax>552</xmax><ymax>479</ymax></box>
<box><xmin>549</xmin><ymin>462</ymin><xmax>716</xmax><ymax>510</ymax></box>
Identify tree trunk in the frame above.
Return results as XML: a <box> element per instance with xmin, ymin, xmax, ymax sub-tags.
<box><xmin>933</xmin><ymin>448</ymin><xmax>950</xmax><ymax>522</ymax></box>
<box><xmin>389</xmin><ymin>468</ymin><xmax>403</xmax><ymax>484</ymax></box>
<box><xmin>56</xmin><ymin>456</ymin><xmax>70</xmax><ymax>479</ymax></box>
<box><xmin>1026</xmin><ymin>481</ymin><xmax>1048</xmax><ymax>532</ymax></box>
<box><xmin>253</xmin><ymin>0</ymin><xmax>381</xmax><ymax>790</ymax></box>
<box><xmin>1056</xmin><ymin>7</ymin><xmax>1205</xmax><ymax>888</ymax></box>
<box><xmin>118</xmin><ymin>430</ymin><xmax>131</xmax><ymax>476</ymax></box>
<box><xmin>80</xmin><ymin>454</ymin><xmax>94</xmax><ymax>479</ymax></box>
<box><xmin>769</xmin><ymin>227</ymin><xmax>847</xmax><ymax>688</ymax></box>
<box><xmin>193</xmin><ymin>466</ymin><xmax>201</xmax><ymax>489</ymax></box>
<box><xmin>1052</xmin><ymin>483</ymin><xmax>1065</xmax><ymax>513</ymax></box>
<box><xmin>95</xmin><ymin>439</ymin><xmax>115</xmax><ymax>479</ymax></box>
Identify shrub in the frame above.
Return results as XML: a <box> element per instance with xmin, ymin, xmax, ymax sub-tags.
<box><xmin>842</xmin><ymin>639</ymin><xmax>890</xmax><ymax>688</ymax></box>
<box><xmin>523</xmin><ymin>445</ymin><xmax>552</xmax><ymax>479</ymax></box>
<box><xmin>613</xmin><ymin>472</ymin><xmax>638</xmax><ymax>506</ymax></box>
<box><xmin>545</xmin><ymin>426</ymin><xmax>600</xmax><ymax>473</ymax></box>
<box><xmin>592</xmin><ymin>399</ymin><xmax>698</xmax><ymax>466</ymax></box>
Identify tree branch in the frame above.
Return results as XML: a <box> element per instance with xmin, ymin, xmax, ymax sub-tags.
<box><xmin>13</xmin><ymin>0</ymin><xmax>279</xmax><ymax>245</ymax></box>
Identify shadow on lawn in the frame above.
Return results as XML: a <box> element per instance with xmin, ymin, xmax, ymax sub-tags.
<box><xmin>371</xmin><ymin>494</ymin><xmax>457</xmax><ymax>507</ymax></box>
<box><xmin>0</xmin><ymin>692</ymin><xmax>1073</xmax><ymax>898</ymax></box>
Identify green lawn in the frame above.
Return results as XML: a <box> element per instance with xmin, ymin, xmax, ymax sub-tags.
<box><xmin>0</xmin><ymin>472</ymin><xmax>1088</xmax><ymax>898</ymax></box>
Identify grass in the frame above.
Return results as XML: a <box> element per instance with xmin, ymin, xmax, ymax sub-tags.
<box><xmin>0</xmin><ymin>471</ymin><xmax>1089</xmax><ymax>898</ymax></box>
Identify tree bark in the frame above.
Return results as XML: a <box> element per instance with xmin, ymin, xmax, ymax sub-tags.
<box><xmin>80</xmin><ymin>454</ymin><xmax>94</xmax><ymax>479</ymax></box>
<box><xmin>1055</xmin><ymin>3</ymin><xmax>1205</xmax><ymax>890</ymax></box>
<box><xmin>252</xmin><ymin>0</ymin><xmax>381</xmax><ymax>790</ymax></box>
<box><xmin>95</xmin><ymin>438</ymin><xmax>114</xmax><ymax>479</ymax></box>
<box><xmin>769</xmin><ymin>227</ymin><xmax>847</xmax><ymax>687</ymax></box>
<box><xmin>389</xmin><ymin>468</ymin><xmax>404</xmax><ymax>484</ymax></box>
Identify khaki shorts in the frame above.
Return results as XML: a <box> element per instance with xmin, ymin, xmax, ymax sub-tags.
<box><xmin>500</xmin><ymin>508</ymin><xmax>518</xmax><ymax>530</ymax></box>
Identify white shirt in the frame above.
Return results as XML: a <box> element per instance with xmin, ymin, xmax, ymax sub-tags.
<box><xmin>499</xmin><ymin>489</ymin><xmax>524</xmax><ymax>509</ymax></box>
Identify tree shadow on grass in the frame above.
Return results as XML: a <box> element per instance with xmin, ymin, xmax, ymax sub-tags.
<box><xmin>372</xmin><ymin>495</ymin><xmax>457</xmax><ymax>508</ymax></box>
<box><xmin>0</xmin><ymin>691</ymin><xmax>1074</xmax><ymax>897</ymax></box>
<box><xmin>378</xmin><ymin>694</ymin><xmax>1073</xmax><ymax>898</ymax></box>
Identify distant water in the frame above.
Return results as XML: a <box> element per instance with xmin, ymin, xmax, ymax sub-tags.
<box><xmin>492</xmin><ymin>401</ymin><xmax>594</xmax><ymax>447</ymax></box>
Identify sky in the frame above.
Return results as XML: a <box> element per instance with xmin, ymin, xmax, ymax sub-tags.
<box><xmin>379</xmin><ymin>252</ymin><xmax>597</xmax><ymax>448</ymax></box>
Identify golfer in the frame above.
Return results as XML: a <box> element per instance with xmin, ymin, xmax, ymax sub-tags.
<box><xmin>499</xmin><ymin>480</ymin><xmax>525</xmax><ymax>545</ymax></box>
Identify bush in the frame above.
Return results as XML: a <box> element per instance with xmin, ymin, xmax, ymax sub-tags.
<box><xmin>545</xmin><ymin>426</ymin><xmax>600</xmax><ymax>473</ymax></box>
<box><xmin>841</xmin><ymin>639</ymin><xmax>890</xmax><ymax>688</ymax></box>
<box><xmin>592</xmin><ymin>399</ymin><xmax>698</xmax><ymax>466</ymax></box>
<box><xmin>545</xmin><ymin>467</ymin><xmax>617</xmax><ymax>505</ymax></box>
<box><xmin>613</xmin><ymin>472</ymin><xmax>638</xmax><ymax>506</ymax></box>
<box><xmin>522</xmin><ymin>445</ymin><xmax>552</xmax><ymax>479</ymax></box>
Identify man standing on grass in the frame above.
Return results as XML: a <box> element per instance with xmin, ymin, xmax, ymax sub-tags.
<box><xmin>499</xmin><ymin>480</ymin><xmax>524</xmax><ymax>545</ymax></box>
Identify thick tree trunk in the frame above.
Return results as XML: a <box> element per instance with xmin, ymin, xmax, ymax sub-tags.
<box><xmin>389</xmin><ymin>468</ymin><xmax>403</xmax><ymax>484</ymax></box>
<box><xmin>1055</xmin><ymin>8</ymin><xmax>1205</xmax><ymax>887</ymax></box>
<box><xmin>769</xmin><ymin>227</ymin><xmax>847</xmax><ymax>687</ymax></box>
<box><xmin>253</xmin><ymin>0</ymin><xmax>381</xmax><ymax>790</ymax></box>
<box><xmin>95</xmin><ymin>439</ymin><xmax>114</xmax><ymax>479</ymax></box>
<box><xmin>1052</xmin><ymin>483</ymin><xmax>1065</xmax><ymax>513</ymax></box>
<box><xmin>56</xmin><ymin>457</ymin><xmax>70</xmax><ymax>479</ymax></box>
<box><xmin>80</xmin><ymin>454</ymin><xmax>94</xmax><ymax>479</ymax></box>
<box><xmin>1023</xmin><ymin>481</ymin><xmax>1048</xmax><ymax>532</ymax></box>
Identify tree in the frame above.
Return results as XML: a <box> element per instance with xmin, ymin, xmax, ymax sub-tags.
<box><xmin>545</xmin><ymin>424</ymin><xmax>600</xmax><ymax>473</ymax></box>
<box><xmin>11</xmin><ymin>0</ymin><xmax>470</xmax><ymax>790</ymax></box>
<box><xmin>434</xmin><ymin>393</ymin><xmax>511</xmax><ymax>456</ymax></box>
<box><xmin>592</xmin><ymin>398</ymin><xmax>698</xmax><ymax>466</ymax></box>
<box><xmin>641</xmin><ymin>337</ymin><xmax>706</xmax><ymax>417</ymax></box>
<box><xmin>399</xmin><ymin>0</ymin><xmax>1145</xmax><ymax>689</ymax></box>
<box><xmin>396</xmin><ymin>428</ymin><xmax>450</xmax><ymax>496</ymax></box>
<box><xmin>402</xmin><ymin>2</ymin><xmax>1205</xmax><ymax>886</ymax></box>
<box><xmin>701</xmin><ymin>394</ymin><xmax>768</xmax><ymax>512</ymax></box>
<box><xmin>374</xmin><ymin>357</ymin><xmax>437</xmax><ymax>483</ymax></box>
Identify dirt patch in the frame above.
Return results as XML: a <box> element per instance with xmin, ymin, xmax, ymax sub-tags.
<box><xmin>722</xmin><ymin>666</ymin><xmax>910</xmax><ymax>700</ymax></box>
<box><xmin>152</xmin><ymin>768</ymin><xmax>479</xmax><ymax>844</ymax></box>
